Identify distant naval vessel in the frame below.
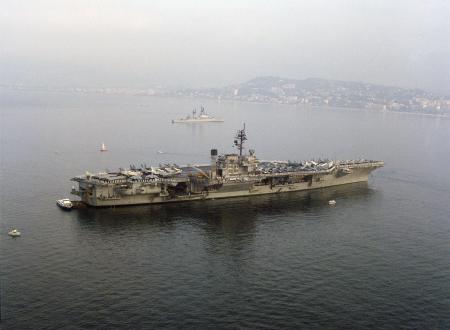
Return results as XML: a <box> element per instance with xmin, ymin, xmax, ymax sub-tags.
<box><xmin>172</xmin><ymin>106</ymin><xmax>224</xmax><ymax>123</ymax></box>
<box><xmin>70</xmin><ymin>126</ymin><xmax>383</xmax><ymax>207</ymax></box>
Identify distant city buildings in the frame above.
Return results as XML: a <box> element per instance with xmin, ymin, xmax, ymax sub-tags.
<box><xmin>2</xmin><ymin>76</ymin><xmax>449</xmax><ymax>115</ymax></box>
<box><xmin>173</xmin><ymin>77</ymin><xmax>450</xmax><ymax>115</ymax></box>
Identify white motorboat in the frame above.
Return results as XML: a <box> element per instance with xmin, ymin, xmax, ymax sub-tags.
<box><xmin>8</xmin><ymin>229</ymin><xmax>21</xmax><ymax>237</ymax></box>
<box><xmin>100</xmin><ymin>142</ymin><xmax>107</xmax><ymax>152</ymax></box>
<box><xmin>328</xmin><ymin>200</ymin><xmax>337</xmax><ymax>205</ymax></box>
<box><xmin>57</xmin><ymin>198</ymin><xmax>73</xmax><ymax>210</ymax></box>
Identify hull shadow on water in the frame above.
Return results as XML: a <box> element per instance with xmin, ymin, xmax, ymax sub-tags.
<box><xmin>71</xmin><ymin>182</ymin><xmax>378</xmax><ymax>233</ymax></box>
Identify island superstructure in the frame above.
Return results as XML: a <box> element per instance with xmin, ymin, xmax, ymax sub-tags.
<box><xmin>70</xmin><ymin>126</ymin><xmax>384</xmax><ymax>207</ymax></box>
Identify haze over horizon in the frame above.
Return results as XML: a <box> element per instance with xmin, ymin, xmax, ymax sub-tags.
<box><xmin>1</xmin><ymin>0</ymin><xmax>449</xmax><ymax>93</ymax></box>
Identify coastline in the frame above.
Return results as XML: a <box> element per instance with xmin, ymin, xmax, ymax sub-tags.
<box><xmin>2</xmin><ymin>87</ymin><xmax>449</xmax><ymax>119</ymax></box>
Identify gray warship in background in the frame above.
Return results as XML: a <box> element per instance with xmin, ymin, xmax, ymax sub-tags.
<box><xmin>70</xmin><ymin>126</ymin><xmax>384</xmax><ymax>207</ymax></box>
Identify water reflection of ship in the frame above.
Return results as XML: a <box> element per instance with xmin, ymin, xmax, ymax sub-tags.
<box><xmin>73</xmin><ymin>182</ymin><xmax>374</xmax><ymax>232</ymax></box>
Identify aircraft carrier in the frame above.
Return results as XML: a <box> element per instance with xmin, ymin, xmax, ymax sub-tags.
<box><xmin>70</xmin><ymin>126</ymin><xmax>384</xmax><ymax>207</ymax></box>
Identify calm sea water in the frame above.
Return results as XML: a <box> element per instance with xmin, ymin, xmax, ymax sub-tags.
<box><xmin>1</xmin><ymin>90</ymin><xmax>450</xmax><ymax>328</ymax></box>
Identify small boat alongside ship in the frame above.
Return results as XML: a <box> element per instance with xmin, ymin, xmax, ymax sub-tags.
<box><xmin>172</xmin><ymin>106</ymin><xmax>224</xmax><ymax>123</ymax></box>
<box><xmin>56</xmin><ymin>198</ymin><xmax>73</xmax><ymax>210</ymax></box>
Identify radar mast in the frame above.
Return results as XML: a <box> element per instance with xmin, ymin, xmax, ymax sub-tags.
<box><xmin>234</xmin><ymin>123</ymin><xmax>247</xmax><ymax>156</ymax></box>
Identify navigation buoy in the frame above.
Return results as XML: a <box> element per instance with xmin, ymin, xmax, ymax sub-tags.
<box><xmin>100</xmin><ymin>142</ymin><xmax>107</xmax><ymax>152</ymax></box>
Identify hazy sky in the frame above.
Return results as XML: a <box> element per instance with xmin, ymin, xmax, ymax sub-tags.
<box><xmin>1</xmin><ymin>0</ymin><xmax>449</xmax><ymax>92</ymax></box>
